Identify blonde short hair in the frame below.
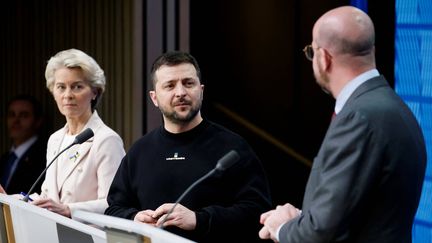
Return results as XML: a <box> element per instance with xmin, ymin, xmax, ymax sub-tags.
<box><xmin>45</xmin><ymin>49</ymin><xmax>106</xmax><ymax>110</ymax></box>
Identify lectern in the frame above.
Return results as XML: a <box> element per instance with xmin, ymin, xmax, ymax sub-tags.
<box><xmin>73</xmin><ymin>210</ymin><xmax>196</xmax><ymax>243</ymax></box>
<box><xmin>0</xmin><ymin>194</ymin><xmax>105</xmax><ymax>243</ymax></box>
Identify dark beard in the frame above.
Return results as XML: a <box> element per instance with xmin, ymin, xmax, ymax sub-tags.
<box><xmin>161</xmin><ymin>103</ymin><xmax>201</xmax><ymax>125</ymax></box>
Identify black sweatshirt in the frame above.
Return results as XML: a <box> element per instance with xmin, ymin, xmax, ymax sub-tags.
<box><xmin>105</xmin><ymin>120</ymin><xmax>272</xmax><ymax>243</ymax></box>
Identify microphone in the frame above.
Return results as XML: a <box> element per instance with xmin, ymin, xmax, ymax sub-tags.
<box><xmin>215</xmin><ymin>150</ymin><xmax>240</xmax><ymax>172</ymax></box>
<box><xmin>159</xmin><ymin>150</ymin><xmax>240</xmax><ymax>229</ymax></box>
<box><xmin>22</xmin><ymin>128</ymin><xmax>94</xmax><ymax>202</ymax></box>
<box><xmin>73</xmin><ymin>127</ymin><xmax>94</xmax><ymax>144</ymax></box>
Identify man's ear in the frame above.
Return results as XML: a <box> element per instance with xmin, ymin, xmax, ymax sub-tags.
<box><xmin>321</xmin><ymin>48</ymin><xmax>333</xmax><ymax>71</ymax></box>
<box><xmin>149</xmin><ymin>91</ymin><xmax>158</xmax><ymax>107</ymax></box>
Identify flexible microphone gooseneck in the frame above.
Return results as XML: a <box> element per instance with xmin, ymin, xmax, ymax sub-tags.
<box><xmin>22</xmin><ymin>128</ymin><xmax>94</xmax><ymax>202</ymax></box>
<box><xmin>159</xmin><ymin>150</ymin><xmax>240</xmax><ymax>229</ymax></box>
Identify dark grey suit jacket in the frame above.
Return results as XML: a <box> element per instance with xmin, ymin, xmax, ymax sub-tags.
<box><xmin>280</xmin><ymin>76</ymin><xmax>426</xmax><ymax>243</ymax></box>
<box><xmin>0</xmin><ymin>137</ymin><xmax>47</xmax><ymax>194</ymax></box>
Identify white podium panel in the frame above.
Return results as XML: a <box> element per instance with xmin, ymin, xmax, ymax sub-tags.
<box><xmin>73</xmin><ymin>210</ymin><xmax>196</xmax><ymax>243</ymax></box>
<box><xmin>0</xmin><ymin>194</ymin><xmax>106</xmax><ymax>243</ymax></box>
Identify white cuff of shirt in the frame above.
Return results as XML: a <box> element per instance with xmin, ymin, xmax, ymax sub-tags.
<box><xmin>276</xmin><ymin>209</ymin><xmax>302</xmax><ymax>242</ymax></box>
<box><xmin>275</xmin><ymin>224</ymin><xmax>283</xmax><ymax>242</ymax></box>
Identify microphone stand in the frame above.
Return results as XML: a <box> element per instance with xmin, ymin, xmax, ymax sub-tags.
<box><xmin>158</xmin><ymin>150</ymin><xmax>240</xmax><ymax>229</ymax></box>
<box><xmin>22</xmin><ymin>142</ymin><xmax>77</xmax><ymax>202</ymax></box>
<box><xmin>158</xmin><ymin>169</ymin><xmax>216</xmax><ymax>229</ymax></box>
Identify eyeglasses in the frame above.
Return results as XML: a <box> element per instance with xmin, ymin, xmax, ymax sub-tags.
<box><xmin>303</xmin><ymin>44</ymin><xmax>315</xmax><ymax>61</ymax></box>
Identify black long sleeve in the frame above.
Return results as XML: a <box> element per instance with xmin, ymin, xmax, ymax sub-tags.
<box><xmin>106</xmin><ymin>120</ymin><xmax>272</xmax><ymax>243</ymax></box>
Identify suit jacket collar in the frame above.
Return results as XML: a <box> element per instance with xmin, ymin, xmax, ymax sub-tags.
<box><xmin>49</xmin><ymin>111</ymin><xmax>103</xmax><ymax>193</ymax></box>
<box><xmin>335</xmin><ymin>69</ymin><xmax>379</xmax><ymax>114</ymax></box>
<box><xmin>343</xmin><ymin>75</ymin><xmax>389</xmax><ymax>110</ymax></box>
<box><xmin>12</xmin><ymin>136</ymin><xmax>38</xmax><ymax>159</ymax></box>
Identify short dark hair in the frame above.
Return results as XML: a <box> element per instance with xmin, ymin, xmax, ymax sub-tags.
<box><xmin>7</xmin><ymin>94</ymin><xmax>43</xmax><ymax>119</ymax></box>
<box><xmin>150</xmin><ymin>51</ymin><xmax>201</xmax><ymax>88</ymax></box>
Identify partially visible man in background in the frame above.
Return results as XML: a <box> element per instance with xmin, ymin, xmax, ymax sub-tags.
<box><xmin>0</xmin><ymin>94</ymin><xmax>47</xmax><ymax>194</ymax></box>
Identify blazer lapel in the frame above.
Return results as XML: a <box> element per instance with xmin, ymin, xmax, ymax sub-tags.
<box><xmin>56</xmin><ymin>111</ymin><xmax>101</xmax><ymax>192</ymax></box>
<box><xmin>57</xmin><ymin>139</ymin><xmax>93</xmax><ymax>192</ymax></box>
<box><xmin>45</xmin><ymin>130</ymin><xmax>65</xmax><ymax>202</ymax></box>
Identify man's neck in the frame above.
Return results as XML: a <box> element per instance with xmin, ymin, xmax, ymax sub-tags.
<box><xmin>330</xmin><ymin>65</ymin><xmax>376</xmax><ymax>98</ymax></box>
<box><xmin>12</xmin><ymin>135</ymin><xmax>35</xmax><ymax>147</ymax></box>
<box><xmin>12</xmin><ymin>136</ymin><xmax>38</xmax><ymax>158</ymax></box>
<box><xmin>164</xmin><ymin>115</ymin><xmax>203</xmax><ymax>134</ymax></box>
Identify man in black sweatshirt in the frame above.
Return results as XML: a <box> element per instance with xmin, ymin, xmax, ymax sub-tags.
<box><xmin>105</xmin><ymin>51</ymin><xmax>272</xmax><ymax>243</ymax></box>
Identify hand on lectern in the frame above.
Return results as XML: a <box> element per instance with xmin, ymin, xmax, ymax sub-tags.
<box><xmin>154</xmin><ymin>203</ymin><xmax>196</xmax><ymax>230</ymax></box>
<box><xmin>32</xmin><ymin>198</ymin><xmax>72</xmax><ymax>217</ymax></box>
<box><xmin>134</xmin><ymin>209</ymin><xmax>158</xmax><ymax>226</ymax></box>
<box><xmin>134</xmin><ymin>203</ymin><xmax>197</xmax><ymax>230</ymax></box>
<box><xmin>0</xmin><ymin>184</ymin><xmax>6</xmax><ymax>194</ymax></box>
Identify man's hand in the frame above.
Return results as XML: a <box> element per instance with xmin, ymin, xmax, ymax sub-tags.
<box><xmin>152</xmin><ymin>203</ymin><xmax>196</xmax><ymax>230</ymax></box>
<box><xmin>0</xmin><ymin>184</ymin><xmax>6</xmax><ymax>194</ymax></box>
<box><xmin>259</xmin><ymin>203</ymin><xmax>301</xmax><ymax>242</ymax></box>
<box><xmin>134</xmin><ymin>209</ymin><xmax>158</xmax><ymax>226</ymax></box>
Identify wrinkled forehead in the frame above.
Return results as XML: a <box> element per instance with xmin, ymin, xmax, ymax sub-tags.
<box><xmin>155</xmin><ymin>63</ymin><xmax>199</xmax><ymax>83</ymax></box>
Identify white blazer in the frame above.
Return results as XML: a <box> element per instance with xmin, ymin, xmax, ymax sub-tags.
<box><xmin>40</xmin><ymin>111</ymin><xmax>125</xmax><ymax>214</ymax></box>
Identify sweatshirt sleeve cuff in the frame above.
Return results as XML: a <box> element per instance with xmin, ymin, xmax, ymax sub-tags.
<box><xmin>194</xmin><ymin>210</ymin><xmax>210</xmax><ymax>236</ymax></box>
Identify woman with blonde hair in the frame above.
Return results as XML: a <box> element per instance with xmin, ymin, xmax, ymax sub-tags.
<box><xmin>31</xmin><ymin>48</ymin><xmax>125</xmax><ymax>217</ymax></box>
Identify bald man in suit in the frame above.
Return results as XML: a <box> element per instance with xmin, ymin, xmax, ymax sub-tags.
<box><xmin>259</xmin><ymin>6</ymin><xmax>426</xmax><ymax>243</ymax></box>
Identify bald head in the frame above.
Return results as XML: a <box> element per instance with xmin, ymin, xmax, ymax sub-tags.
<box><xmin>313</xmin><ymin>6</ymin><xmax>375</xmax><ymax>57</ymax></box>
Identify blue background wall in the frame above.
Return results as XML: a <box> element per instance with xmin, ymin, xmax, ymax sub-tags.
<box><xmin>395</xmin><ymin>0</ymin><xmax>432</xmax><ymax>241</ymax></box>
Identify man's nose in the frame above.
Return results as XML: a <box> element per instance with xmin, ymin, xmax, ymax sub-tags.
<box><xmin>174</xmin><ymin>84</ymin><xmax>187</xmax><ymax>96</ymax></box>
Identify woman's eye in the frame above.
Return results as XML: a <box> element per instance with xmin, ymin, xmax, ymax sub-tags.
<box><xmin>72</xmin><ymin>84</ymin><xmax>85</xmax><ymax>91</ymax></box>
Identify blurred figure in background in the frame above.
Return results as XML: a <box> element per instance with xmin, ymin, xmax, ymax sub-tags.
<box><xmin>0</xmin><ymin>94</ymin><xmax>47</xmax><ymax>194</ymax></box>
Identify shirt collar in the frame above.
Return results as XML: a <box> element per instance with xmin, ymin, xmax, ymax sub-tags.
<box><xmin>11</xmin><ymin>136</ymin><xmax>38</xmax><ymax>159</ymax></box>
<box><xmin>335</xmin><ymin>69</ymin><xmax>379</xmax><ymax>114</ymax></box>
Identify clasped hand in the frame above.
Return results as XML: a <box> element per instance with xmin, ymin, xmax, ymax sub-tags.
<box><xmin>259</xmin><ymin>203</ymin><xmax>301</xmax><ymax>242</ymax></box>
<box><xmin>134</xmin><ymin>203</ymin><xmax>196</xmax><ymax>230</ymax></box>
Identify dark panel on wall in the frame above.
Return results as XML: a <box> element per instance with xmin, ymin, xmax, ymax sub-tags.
<box><xmin>189</xmin><ymin>0</ymin><xmax>398</xmax><ymax>207</ymax></box>
<box><xmin>0</xmin><ymin>0</ymin><xmax>143</xmax><ymax>152</ymax></box>
<box><xmin>368</xmin><ymin>0</ymin><xmax>395</xmax><ymax>86</ymax></box>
